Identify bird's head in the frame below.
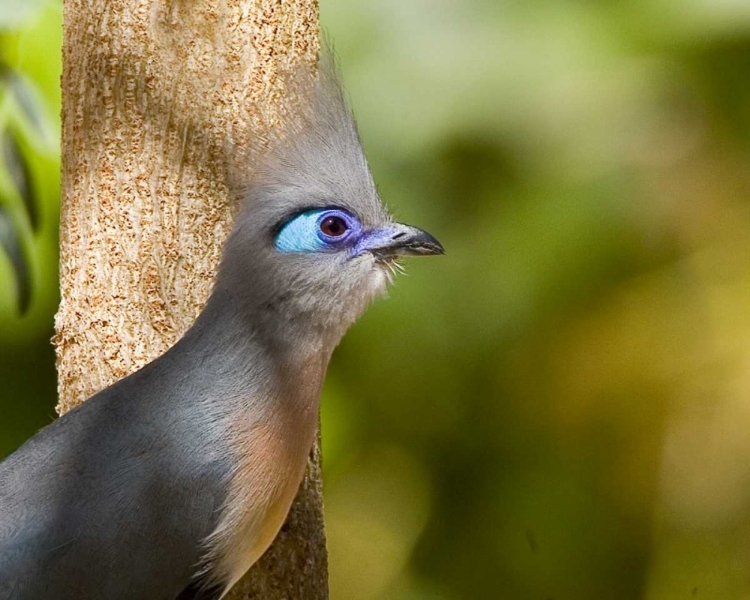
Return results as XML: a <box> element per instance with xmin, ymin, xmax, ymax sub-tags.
<box><xmin>217</xmin><ymin>56</ymin><xmax>443</xmax><ymax>351</ymax></box>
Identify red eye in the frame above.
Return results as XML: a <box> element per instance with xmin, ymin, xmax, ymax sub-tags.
<box><xmin>319</xmin><ymin>215</ymin><xmax>348</xmax><ymax>237</ymax></box>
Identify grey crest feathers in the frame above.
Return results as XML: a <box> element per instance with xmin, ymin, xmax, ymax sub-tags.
<box><xmin>232</xmin><ymin>51</ymin><xmax>388</xmax><ymax>228</ymax></box>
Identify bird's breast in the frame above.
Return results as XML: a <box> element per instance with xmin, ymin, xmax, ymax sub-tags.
<box><xmin>204</xmin><ymin>381</ymin><xmax>322</xmax><ymax>594</ymax></box>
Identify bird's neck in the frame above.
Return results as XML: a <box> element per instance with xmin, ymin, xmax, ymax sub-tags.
<box><xmin>174</xmin><ymin>283</ymin><xmax>328</xmax><ymax>587</ymax></box>
<box><xmin>180</xmin><ymin>284</ymin><xmax>336</xmax><ymax>411</ymax></box>
<box><xmin>205</xmin><ymin>274</ymin><xmax>349</xmax><ymax>358</ymax></box>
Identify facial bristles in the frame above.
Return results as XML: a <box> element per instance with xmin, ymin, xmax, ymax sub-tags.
<box><xmin>380</xmin><ymin>259</ymin><xmax>406</xmax><ymax>285</ymax></box>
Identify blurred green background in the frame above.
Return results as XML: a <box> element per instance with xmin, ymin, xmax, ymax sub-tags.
<box><xmin>3</xmin><ymin>1</ymin><xmax>750</xmax><ymax>598</ymax></box>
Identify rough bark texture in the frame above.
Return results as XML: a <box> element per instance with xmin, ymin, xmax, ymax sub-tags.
<box><xmin>56</xmin><ymin>1</ymin><xmax>328</xmax><ymax>597</ymax></box>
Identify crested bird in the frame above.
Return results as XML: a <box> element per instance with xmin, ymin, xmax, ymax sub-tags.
<box><xmin>0</xmin><ymin>54</ymin><xmax>443</xmax><ymax>599</ymax></box>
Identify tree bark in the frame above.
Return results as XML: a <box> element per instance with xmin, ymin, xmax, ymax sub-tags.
<box><xmin>56</xmin><ymin>1</ymin><xmax>328</xmax><ymax>597</ymax></box>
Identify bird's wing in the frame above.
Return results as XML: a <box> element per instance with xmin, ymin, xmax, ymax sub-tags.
<box><xmin>0</xmin><ymin>378</ymin><xmax>229</xmax><ymax>600</ymax></box>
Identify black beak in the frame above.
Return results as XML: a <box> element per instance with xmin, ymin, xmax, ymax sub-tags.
<box><xmin>362</xmin><ymin>223</ymin><xmax>445</xmax><ymax>258</ymax></box>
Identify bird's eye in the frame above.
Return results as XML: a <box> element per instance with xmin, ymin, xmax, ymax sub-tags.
<box><xmin>319</xmin><ymin>215</ymin><xmax>348</xmax><ymax>238</ymax></box>
<box><xmin>275</xmin><ymin>208</ymin><xmax>361</xmax><ymax>253</ymax></box>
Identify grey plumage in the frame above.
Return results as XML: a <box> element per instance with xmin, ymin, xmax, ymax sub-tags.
<box><xmin>0</xmin><ymin>317</ymin><xmax>234</xmax><ymax>598</ymax></box>
<box><xmin>0</xmin><ymin>53</ymin><xmax>442</xmax><ymax>599</ymax></box>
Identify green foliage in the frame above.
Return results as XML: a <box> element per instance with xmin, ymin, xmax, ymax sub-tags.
<box><xmin>320</xmin><ymin>1</ymin><xmax>750</xmax><ymax>599</ymax></box>
<box><xmin>0</xmin><ymin>2</ymin><xmax>60</xmax><ymax>457</ymax></box>
<box><xmin>0</xmin><ymin>1</ymin><xmax>60</xmax><ymax>341</ymax></box>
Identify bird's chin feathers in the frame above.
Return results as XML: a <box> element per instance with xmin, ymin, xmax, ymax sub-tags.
<box><xmin>372</xmin><ymin>263</ymin><xmax>393</xmax><ymax>293</ymax></box>
<box><xmin>322</xmin><ymin>256</ymin><xmax>392</xmax><ymax>340</ymax></box>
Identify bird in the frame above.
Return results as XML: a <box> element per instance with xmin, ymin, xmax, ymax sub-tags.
<box><xmin>0</xmin><ymin>53</ymin><xmax>443</xmax><ymax>600</ymax></box>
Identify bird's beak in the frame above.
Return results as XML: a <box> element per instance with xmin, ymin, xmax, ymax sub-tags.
<box><xmin>356</xmin><ymin>222</ymin><xmax>445</xmax><ymax>259</ymax></box>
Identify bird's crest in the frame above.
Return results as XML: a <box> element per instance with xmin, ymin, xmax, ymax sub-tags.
<box><xmin>230</xmin><ymin>48</ymin><xmax>385</xmax><ymax>227</ymax></box>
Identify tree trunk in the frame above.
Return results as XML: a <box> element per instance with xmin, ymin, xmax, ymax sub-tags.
<box><xmin>55</xmin><ymin>1</ymin><xmax>328</xmax><ymax>597</ymax></box>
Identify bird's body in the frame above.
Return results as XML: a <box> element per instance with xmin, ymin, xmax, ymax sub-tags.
<box><xmin>0</xmin><ymin>345</ymin><xmax>229</xmax><ymax>599</ymax></box>
<box><xmin>0</xmin><ymin>284</ymin><xmax>336</xmax><ymax>598</ymax></box>
<box><xmin>0</xmin><ymin>55</ymin><xmax>442</xmax><ymax>598</ymax></box>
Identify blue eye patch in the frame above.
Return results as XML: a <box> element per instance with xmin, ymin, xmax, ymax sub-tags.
<box><xmin>275</xmin><ymin>208</ymin><xmax>361</xmax><ymax>253</ymax></box>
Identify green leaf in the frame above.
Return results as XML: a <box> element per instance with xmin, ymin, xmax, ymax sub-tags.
<box><xmin>0</xmin><ymin>204</ymin><xmax>28</xmax><ymax>313</ymax></box>
<box><xmin>2</xmin><ymin>128</ymin><xmax>36</xmax><ymax>230</ymax></box>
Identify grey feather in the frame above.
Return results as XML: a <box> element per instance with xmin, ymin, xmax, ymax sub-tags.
<box><xmin>0</xmin><ymin>296</ymin><xmax>247</xmax><ymax>598</ymax></box>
